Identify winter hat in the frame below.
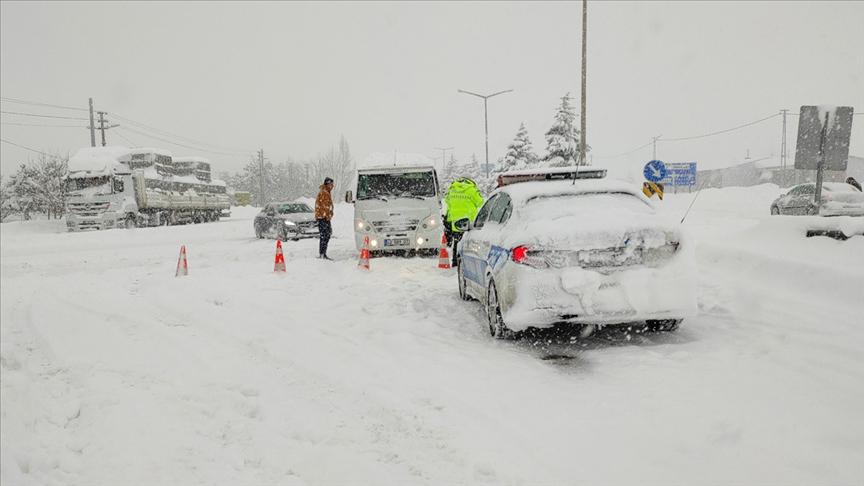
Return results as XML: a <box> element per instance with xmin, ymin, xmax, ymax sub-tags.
<box><xmin>324</xmin><ymin>177</ymin><xmax>334</xmax><ymax>184</ymax></box>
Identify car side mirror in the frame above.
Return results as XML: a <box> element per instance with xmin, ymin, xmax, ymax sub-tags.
<box><xmin>454</xmin><ymin>218</ymin><xmax>472</xmax><ymax>232</ymax></box>
<box><xmin>345</xmin><ymin>190</ymin><xmax>354</xmax><ymax>203</ymax></box>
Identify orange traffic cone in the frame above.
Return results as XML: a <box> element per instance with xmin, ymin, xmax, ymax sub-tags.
<box><xmin>358</xmin><ymin>236</ymin><xmax>371</xmax><ymax>270</ymax></box>
<box><xmin>274</xmin><ymin>240</ymin><xmax>286</xmax><ymax>273</ymax></box>
<box><xmin>175</xmin><ymin>245</ymin><xmax>189</xmax><ymax>277</ymax></box>
<box><xmin>438</xmin><ymin>233</ymin><xmax>451</xmax><ymax>269</ymax></box>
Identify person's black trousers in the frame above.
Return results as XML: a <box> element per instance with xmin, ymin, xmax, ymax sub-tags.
<box><xmin>317</xmin><ymin>219</ymin><xmax>332</xmax><ymax>256</ymax></box>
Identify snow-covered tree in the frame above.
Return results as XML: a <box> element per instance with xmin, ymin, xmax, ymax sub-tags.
<box><xmin>33</xmin><ymin>154</ymin><xmax>68</xmax><ymax>219</ymax></box>
<box><xmin>502</xmin><ymin>122</ymin><xmax>539</xmax><ymax>171</ymax></box>
<box><xmin>7</xmin><ymin>164</ymin><xmax>40</xmax><ymax>220</ymax></box>
<box><xmin>441</xmin><ymin>153</ymin><xmax>460</xmax><ymax>188</ymax></box>
<box><xmin>544</xmin><ymin>92</ymin><xmax>589</xmax><ymax>166</ymax></box>
<box><xmin>0</xmin><ymin>174</ymin><xmax>12</xmax><ymax>222</ymax></box>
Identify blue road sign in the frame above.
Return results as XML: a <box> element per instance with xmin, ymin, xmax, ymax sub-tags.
<box><xmin>643</xmin><ymin>160</ymin><xmax>667</xmax><ymax>182</ymax></box>
<box><xmin>660</xmin><ymin>162</ymin><xmax>698</xmax><ymax>186</ymax></box>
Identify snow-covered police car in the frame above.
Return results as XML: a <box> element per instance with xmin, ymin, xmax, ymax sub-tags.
<box><xmin>455</xmin><ymin>168</ymin><xmax>697</xmax><ymax>338</ymax></box>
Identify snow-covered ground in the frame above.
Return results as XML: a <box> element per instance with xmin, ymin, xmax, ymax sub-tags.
<box><xmin>2</xmin><ymin>183</ymin><xmax>863</xmax><ymax>485</ymax></box>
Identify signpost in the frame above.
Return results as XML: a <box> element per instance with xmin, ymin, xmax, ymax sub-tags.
<box><xmin>660</xmin><ymin>162</ymin><xmax>698</xmax><ymax>192</ymax></box>
<box><xmin>643</xmin><ymin>160</ymin><xmax>667</xmax><ymax>182</ymax></box>
<box><xmin>794</xmin><ymin>105</ymin><xmax>854</xmax><ymax>214</ymax></box>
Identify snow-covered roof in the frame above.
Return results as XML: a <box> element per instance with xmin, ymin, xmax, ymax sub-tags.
<box><xmin>359</xmin><ymin>152</ymin><xmax>435</xmax><ymax>169</ymax></box>
<box><xmin>358</xmin><ymin>164</ymin><xmax>435</xmax><ymax>173</ymax></box>
<box><xmin>67</xmin><ymin>146</ymin><xmax>131</xmax><ymax>177</ymax></box>
<box><xmin>498</xmin><ymin>179</ymin><xmax>646</xmax><ymax>205</ymax></box>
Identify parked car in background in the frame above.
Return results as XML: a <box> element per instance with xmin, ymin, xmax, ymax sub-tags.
<box><xmin>254</xmin><ymin>202</ymin><xmax>319</xmax><ymax>241</ymax></box>
<box><xmin>455</xmin><ymin>176</ymin><xmax>696</xmax><ymax>339</ymax></box>
<box><xmin>770</xmin><ymin>182</ymin><xmax>864</xmax><ymax>216</ymax></box>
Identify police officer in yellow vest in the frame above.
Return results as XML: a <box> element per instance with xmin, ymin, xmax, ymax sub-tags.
<box><xmin>443</xmin><ymin>177</ymin><xmax>484</xmax><ymax>266</ymax></box>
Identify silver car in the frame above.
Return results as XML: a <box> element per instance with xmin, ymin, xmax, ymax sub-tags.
<box><xmin>770</xmin><ymin>182</ymin><xmax>864</xmax><ymax>216</ymax></box>
<box><xmin>455</xmin><ymin>179</ymin><xmax>696</xmax><ymax>339</ymax></box>
<box><xmin>254</xmin><ymin>202</ymin><xmax>320</xmax><ymax>241</ymax></box>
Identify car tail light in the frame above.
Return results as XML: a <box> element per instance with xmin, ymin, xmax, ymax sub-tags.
<box><xmin>511</xmin><ymin>246</ymin><xmax>548</xmax><ymax>268</ymax></box>
<box><xmin>511</xmin><ymin>245</ymin><xmax>529</xmax><ymax>264</ymax></box>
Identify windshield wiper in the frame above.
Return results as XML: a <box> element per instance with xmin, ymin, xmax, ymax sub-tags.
<box><xmin>358</xmin><ymin>195</ymin><xmax>388</xmax><ymax>201</ymax></box>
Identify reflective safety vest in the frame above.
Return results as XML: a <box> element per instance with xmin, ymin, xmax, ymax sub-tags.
<box><xmin>444</xmin><ymin>178</ymin><xmax>484</xmax><ymax>231</ymax></box>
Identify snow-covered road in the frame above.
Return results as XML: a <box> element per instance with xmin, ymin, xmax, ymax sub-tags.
<box><xmin>2</xmin><ymin>185</ymin><xmax>863</xmax><ymax>485</ymax></box>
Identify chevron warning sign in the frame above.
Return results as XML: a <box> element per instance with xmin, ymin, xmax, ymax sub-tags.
<box><xmin>643</xmin><ymin>182</ymin><xmax>664</xmax><ymax>200</ymax></box>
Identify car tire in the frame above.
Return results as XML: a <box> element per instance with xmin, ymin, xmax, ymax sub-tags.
<box><xmin>486</xmin><ymin>281</ymin><xmax>513</xmax><ymax>339</ymax></box>
<box><xmin>457</xmin><ymin>261</ymin><xmax>471</xmax><ymax>301</ymax></box>
<box><xmin>770</xmin><ymin>206</ymin><xmax>780</xmax><ymax>216</ymax></box>
<box><xmin>646</xmin><ymin>319</ymin><xmax>681</xmax><ymax>332</ymax></box>
<box><xmin>124</xmin><ymin>215</ymin><xmax>137</xmax><ymax>229</ymax></box>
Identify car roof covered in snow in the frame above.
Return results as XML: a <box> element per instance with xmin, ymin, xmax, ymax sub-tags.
<box><xmin>67</xmin><ymin>146</ymin><xmax>131</xmax><ymax>177</ymax></box>
<box><xmin>794</xmin><ymin>182</ymin><xmax>862</xmax><ymax>192</ymax></box>
<box><xmin>497</xmin><ymin>179</ymin><xmax>648</xmax><ymax>206</ymax></box>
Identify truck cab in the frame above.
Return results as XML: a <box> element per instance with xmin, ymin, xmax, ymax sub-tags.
<box><xmin>346</xmin><ymin>165</ymin><xmax>443</xmax><ymax>255</ymax></box>
<box><xmin>65</xmin><ymin>146</ymin><xmax>139</xmax><ymax>231</ymax></box>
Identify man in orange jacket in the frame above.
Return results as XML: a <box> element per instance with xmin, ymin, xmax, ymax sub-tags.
<box><xmin>315</xmin><ymin>177</ymin><xmax>335</xmax><ymax>260</ymax></box>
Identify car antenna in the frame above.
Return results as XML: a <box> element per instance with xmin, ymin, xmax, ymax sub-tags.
<box><xmin>680</xmin><ymin>180</ymin><xmax>708</xmax><ymax>224</ymax></box>
<box><xmin>571</xmin><ymin>159</ymin><xmax>581</xmax><ymax>185</ymax></box>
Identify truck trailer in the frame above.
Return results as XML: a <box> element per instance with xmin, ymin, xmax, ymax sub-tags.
<box><xmin>65</xmin><ymin>146</ymin><xmax>230</xmax><ymax>231</ymax></box>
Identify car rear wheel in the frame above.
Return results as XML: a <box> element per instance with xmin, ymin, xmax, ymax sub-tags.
<box><xmin>457</xmin><ymin>261</ymin><xmax>471</xmax><ymax>301</ymax></box>
<box><xmin>770</xmin><ymin>206</ymin><xmax>780</xmax><ymax>215</ymax></box>
<box><xmin>486</xmin><ymin>281</ymin><xmax>513</xmax><ymax>339</ymax></box>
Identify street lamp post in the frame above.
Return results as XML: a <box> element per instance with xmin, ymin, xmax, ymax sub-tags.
<box><xmin>457</xmin><ymin>89</ymin><xmax>513</xmax><ymax>177</ymax></box>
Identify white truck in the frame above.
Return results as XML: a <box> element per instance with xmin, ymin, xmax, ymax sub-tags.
<box><xmin>345</xmin><ymin>165</ymin><xmax>443</xmax><ymax>255</ymax></box>
<box><xmin>65</xmin><ymin>146</ymin><xmax>230</xmax><ymax>231</ymax></box>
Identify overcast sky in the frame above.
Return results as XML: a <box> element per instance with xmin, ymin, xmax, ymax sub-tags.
<box><xmin>2</xmin><ymin>1</ymin><xmax>863</xmax><ymax>180</ymax></box>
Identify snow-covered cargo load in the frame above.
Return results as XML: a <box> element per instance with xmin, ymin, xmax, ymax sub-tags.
<box><xmin>65</xmin><ymin>147</ymin><xmax>230</xmax><ymax>231</ymax></box>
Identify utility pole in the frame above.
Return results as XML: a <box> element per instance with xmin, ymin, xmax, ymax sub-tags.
<box><xmin>578</xmin><ymin>0</ymin><xmax>588</xmax><ymax>166</ymax></box>
<box><xmin>780</xmin><ymin>109</ymin><xmax>789</xmax><ymax>170</ymax></box>
<box><xmin>652</xmin><ymin>135</ymin><xmax>662</xmax><ymax>160</ymax></box>
<box><xmin>258</xmin><ymin>149</ymin><xmax>266</xmax><ymax>206</ymax></box>
<box><xmin>457</xmin><ymin>89</ymin><xmax>513</xmax><ymax>178</ymax></box>
<box><xmin>88</xmin><ymin>98</ymin><xmax>96</xmax><ymax>147</ymax></box>
<box><xmin>95</xmin><ymin>111</ymin><xmax>119</xmax><ymax>147</ymax></box>
<box><xmin>434</xmin><ymin>146</ymin><xmax>454</xmax><ymax>174</ymax></box>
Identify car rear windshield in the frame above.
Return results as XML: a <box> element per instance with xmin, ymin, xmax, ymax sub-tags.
<box><xmin>523</xmin><ymin>192</ymin><xmax>653</xmax><ymax>217</ymax></box>
<box><xmin>278</xmin><ymin>203</ymin><xmax>312</xmax><ymax>214</ymax></box>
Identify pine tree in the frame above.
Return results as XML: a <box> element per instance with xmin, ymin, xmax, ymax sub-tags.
<box><xmin>442</xmin><ymin>153</ymin><xmax>459</xmax><ymax>188</ymax></box>
<box><xmin>502</xmin><ymin>122</ymin><xmax>538</xmax><ymax>171</ymax></box>
<box><xmin>544</xmin><ymin>92</ymin><xmax>587</xmax><ymax>166</ymax></box>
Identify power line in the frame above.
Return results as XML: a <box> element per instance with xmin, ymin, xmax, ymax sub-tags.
<box><xmin>1</xmin><ymin>121</ymin><xmax>85</xmax><ymax>128</ymax></box>
<box><xmin>118</xmin><ymin>125</ymin><xmax>253</xmax><ymax>156</ymax></box>
<box><xmin>0</xmin><ymin>96</ymin><xmax>89</xmax><ymax>112</ymax></box>
<box><xmin>109</xmin><ymin>111</ymin><xmax>253</xmax><ymax>154</ymax></box>
<box><xmin>113</xmin><ymin>130</ymin><xmax>139</xmax><ymax>147</ymax></box>
<box><xmin>0</xmin><ymin>138</ymin><xmax>66</xmax><ymax>160</ymax></box>
<box><xmin>1</xmin><ymin>110</ymin><xmax>90</xmax><ymax>121</ymax></box>
<box><xmin>592</xmin><ymin>140</ymin><xmax>653</xmax><ymax>159</ymax></box>
<box><xmin>660</xmin><ymin>113</ymin><xmax>780</xmax><ymax>142</ymax></box>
